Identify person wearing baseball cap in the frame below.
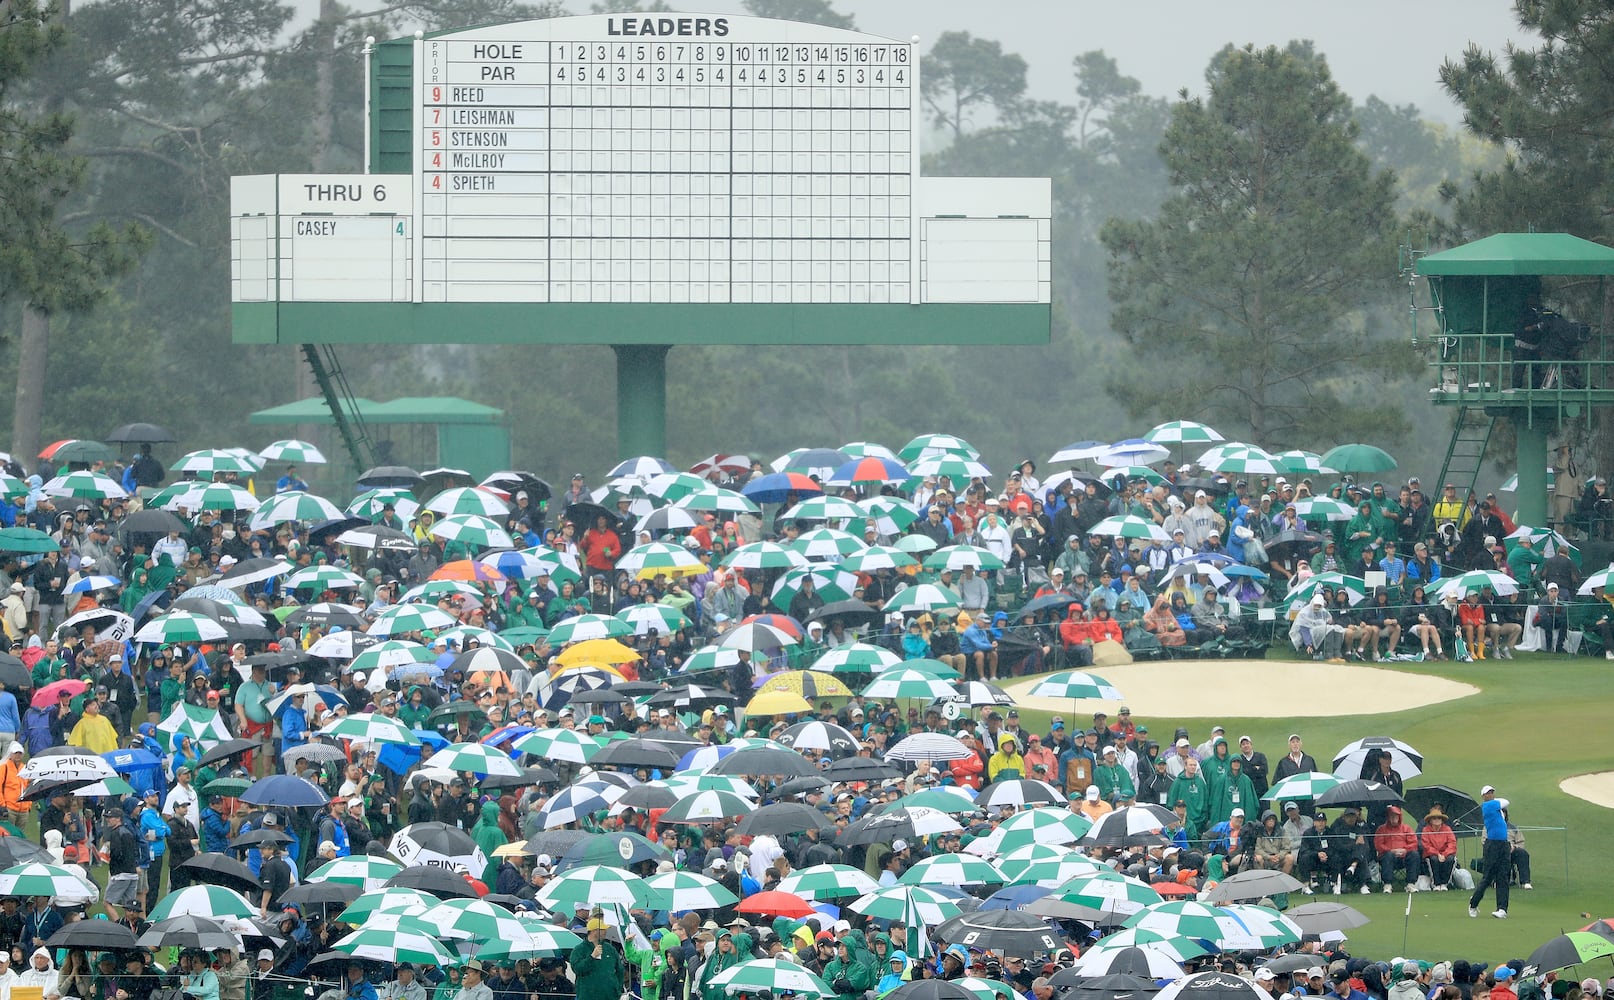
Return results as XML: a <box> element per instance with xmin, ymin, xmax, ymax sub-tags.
<box><xmin>1469</xmin><ymin>784</ymin><xmax>1513</xmax><ymax>918</ymax></box>
<box><xmin>571</xmin><ymin>913</ymin><xmax>624</xmax><ymax>1000</ymax></box>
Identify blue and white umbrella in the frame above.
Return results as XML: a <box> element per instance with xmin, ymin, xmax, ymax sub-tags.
<box><xmin>67</xmin><ymin>575</ymin><xmax>120</xmax><ymax>593</ymax></box>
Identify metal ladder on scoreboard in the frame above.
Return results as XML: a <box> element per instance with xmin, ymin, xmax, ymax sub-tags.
<box><xmin>1436</xmin><ymin>405</ymin><xmax>1496</xmax><ymax>503</ymax></box>
<box><xmin>301</xmin><ymin>344</ymin><xmax>376</xmax><ymax>473</ymax></box>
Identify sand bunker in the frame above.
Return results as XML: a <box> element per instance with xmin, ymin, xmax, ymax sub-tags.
<box><xmin>1002</xmin><ymin>659</ymin><xmax>1478</xmax><ymax>718</ymax></box>
<box><xmin>1560</xmin><ymin>772</ymin><xmax>1614</xmax><ymax>808</ymax></box>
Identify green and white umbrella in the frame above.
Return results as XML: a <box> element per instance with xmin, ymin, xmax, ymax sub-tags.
<box><xmin>783</xmin><ymin>496</ymin><xmax>866</xmax><ymax>522</ymax></box>
<box><xmin>1217</xmin><ymin>903</ymin><xmax>1303</xmax><ymax>949</ymax></box>
<box><xmin>319</xmin><ymin>712</ymin><xmax>421</xmax><ymax>746</ymax></box>
<box><xmin>172</xmin><ymin>449</ymin><xmax>259</xmax><ymax>475</ymax></box>
<box><xmin>1275</xmin><ymin>450</ymin><xmax>1336</xmax><ymax>476</ymax></box>
<box><xmin>1089</xmin><ymin>515</ymin><xmax>1171</xmax><ymax>543</ymax></box>
<box><xmin>1578</xmin><ymin>564</ymin><xmax>1614</xmax><ymax>595</ymax></box>
<box><xmin>642</xmin><ymin>472</ymin><xmax>712</xmax><ymax>503</ymax></box>
<box><xmin>1098</xmin><ymin>465</ymin><xmax>1167</xmax><ymax>485</ymax></box>
<box><xmin>853</xmin><ymin>497</ymin><xmax>920</xmax><ymax>535</ymax></box>
<box><xmin>513</xmin><ymin>728</ymin><xmax>602</xmax><ymax>764</ymax></box>
<box><xmin>537</xmin><ymin>865</ymin><xmax>651</xmax><ymax>910</ymax></box>
<box><xmin>135</xmin><ymin>611</ymin><xmax>228</xmax><ymax>644</ymax></box>
<box><xmin>923</xmin><ymin>544</ymin><xmax>1006</xmax><ymax>572</ymax></box>
<box><xmin>549</xmin><ymin>613</ymin><xmax>635</xmax><ymax>645</ymax></box>
<box><xmin>894</xmin><ymin>534</ymin><xmax>938</xmax><ymax>555</ymax></box>
<box><xmin>425</xmin><ymin>487</ymin><xmax>511</xmax><ymax>518</ymax></box>
<box><xmin>307</xmin><ymin>856</ymin><xmax>404</xmax><ymax>889</ymax></box>
<box><xmin>644</xmin><ymin>871</ymin><xmax>739</xmax><ymax>911</ymax></box>
<box><xmin>970</xmin><ymin>809</ymin><xmax>1093</xmax><ymax>854</ymax></box>
<box><xmin>771</xmin><ymin>566</ymin><xmax>857</xmax><ymax>610</ymax></box>
<box><xmin>428</xmin><ymin>897</ymin><xmax>530</xmax><ymax>944</ymax></box>
<box><xmin>478</xmin><ymin>918</ymin><xmax>584</xmax><ymax>960</ymax></box>
<box><xmin>883</xmin><ymin>584</ymin><xmax>962</xmax><ymax>614</ymax></box>
<box><xmin>42</xmin><ymin>471</ymin><xmax>128</xmax><ymax>500</ymax></box>
<box><xmin>1291</xmin><ymin>496</ymin><xmax>1355</xmax><ymax>522</ymax></box>
<box><xmin>899</xmin><ymin>433</ymin><xmax>980</xmax><ymax>462</ymax></box>
<box><xmin>616</xmin><ymin>603</ymin><xmax>689</xmax><ymax>636</ymax></box>
<box><xmin>898</xmin><ymin>787</ymin><xmax>980</xmax><ymax>815</ymax></box>
<box><xmin>366</xmin><ymin>602</ymin><xmax>459</xmax><ymax>636</ymax></box>
<box><xmin>333</xmin><ymin>923</ymin><xmax>456</xmax><ymax>966</ymax></box>
<box><xmin>617</xmin><ymin>541</ymin><xmax>703</xmax><ymax>579</ymax></box>
<box><xmin>0</xmin><ymin>474</ymin><xmax>28</xmax><ymax>500</ymax></box>
<box><xmin>1123</xmin><ymin>900</ymin><xmax>1238</xmax><ymax>941</ymax></box>
<box><xmin>1437</xmin><ymin>569</ymin><xmax>1520</xmax><ymax>598</ymax></box>
<box><xmin>149</xmin><ymin>884</ymin><xmax>257</xmax><ymax>922</ymax></box>
<box><xmin>1284</xmin><ymin>573</ymin><xmax>1367</xmax><ymax>608</ymax></box>
<box><xmin>675</xmin><ymin>489</ymin><xmax>760</xmax><ymax>514</ymax></box>
<box><xmin>1262</xmin><ymin>771</ymin><xmax>1343</xmax><ymax>804</ymax></box>
<box><xmin>248</xmin><ymin>491</ymin><xmax>344</xmax><ymax>529</ymax></box>
<box><xmin>347</xmin><ymin>487</ymin><xmax>418</xmax><ymax>520</ymax></box>
<box><xmin>723</xmin><ymin>542</ymin><xmax>810</xmax><ymax>571</ymax></box>
<box><xmin>163</xmin><ymin>482</ymin><xmax>261</xmax><ymax>512</ymax></box>
<box><xmin>431</xmin><ymin>513</ymin><xmax>514</xmax><ymax>550</ymax></box>
<box><xmin>259</xmin><ymin>439</ymin><xmax>327</xmax><ymax>464</ymax></box>
<box><xmin>1024</xmin><ymin>670</ymin><xmax>1123</xmax><ymax>701</ymax></box>
<box><xmin>661</xmin><ymin>789</ymin><xmax>754</xmax><ymax>823</ymax></box>
<box><xmin>999</xmin><ymin>847</ymin><xmax>1105</xmax><ymax>887</ymax></box>
<box><xmin>1144</xmin><ymin>421</ymin><xmax>1224</xmax><ymax>445</ymax></box>
<box><xmin>792</xmin><ymin>527</ymin><xmax>867</xmax><ymax>560</ymax></box>
<box><xmin>841</xmin><ymin>441</ymin><xmax>901</xmax><ymax>461</ymax></box>
<box><xmin>439</xmin><ymin>625</ymin><xmax>515</xmax><ymax>651</ymax></box>
<box><xmin>776</xmin><ymin>863</ymin><xmax>879</xmax><ymax>901</ymax></box>
<box><xmin>908</xmin><ymin>455</ymin><xmax>992</xmax><ymax>482</ymax></box>
<box><xmin>399</xmin><ymin>579</ymin><xmax>482</xmax><ymax>604</ymax></box>
<box><xmin>898</xmin><ymin>853</ymin><xmax>1005</xmax><ymax>888</ymax></box>
<box><xmin>810</xmin><ymin>643</ymin><xmax>902</xmax><ymax>674</ymax></box>
<box><xmin>681</xmin><ymin>645</ymin><xmax>742</xmax><ymax>675</ymax></box>
<box><xmin>284</xmin><ymin>565</ymin><xmax>367</xmax><ymax>591</ymax></box>
<box><xmin>156</xmin><ymin>702</ymin><xmax>234</xmax><ymax>746</ymax></box>
<box><xmin>1201</xmin><ymin>445</ymin><xmax>1281</xmax><ymax>476</ymax></box>
<box><xmin>1036</xmin><ymin>870</ymin><xmax>1162</xmax><ymax>921</ymax></box>
<box><xmin>425</xmin><ymin>741</ymin><xmax>524</xmax><ymax>777</ymax></box>
<box><xmin>862</xmin><ymin>668</ymin><xmax>958</xmax><ymax>701</ymax></box>
<box><xmin>349</xmin><ymin>640</ymin><xmax>438</xmax><ymax>678</ymax></box>
<box><xmin>709</xmin><ymin>959</ymin><xmax>833</xmax><ymax>999</ymax></box>
<box><xmin>850</xmin><ymin>885</ymin><xmax>963</xmax><ymax>924</ymax></box>
<box><xmin>1195</xmin><ymin>442</ymin><xmax>1262</xmax><ymax>470</ymax></box>
<box><xmin>0</xmin><ymin>863</ymin><xmax>98</xmax><ymax>901</ymax></box>
<box><xmin>1076</xmin><ymin>927</ymin><xmax>1209</xmax><ymax>964</ymax></box>
<box><xmin>839</xmin><ymin>545</ymin><xmax>918</xmax><ymax>573</ymax></box>
<box><xmin>336</xmin><ymin>887</ymin><xmax>438</xmax><ymax>923</ymax></box>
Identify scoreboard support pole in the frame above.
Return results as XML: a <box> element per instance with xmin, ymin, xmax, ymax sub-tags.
<box><xmin>613</xmin><ymin>343</ymin><xmax>671</xmax><ymax>460</ymax></box>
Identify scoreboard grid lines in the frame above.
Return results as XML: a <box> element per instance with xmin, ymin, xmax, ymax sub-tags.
<box><xmin>414</xmin><ymin>22</ymin><xmax>916</xmax><ymax>305</ymax></box>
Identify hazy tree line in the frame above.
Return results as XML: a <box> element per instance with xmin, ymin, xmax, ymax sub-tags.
<box><xmin>5</xmin><ymin>0</ymin><xmax>1582</xmax><ymax>484</ymax></box>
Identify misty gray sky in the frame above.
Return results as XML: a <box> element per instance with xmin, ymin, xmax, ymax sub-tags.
<box><xmin>297</xmin><ymin>0</ymin><xmax>1530</xmax><ymax>124</ymax></box>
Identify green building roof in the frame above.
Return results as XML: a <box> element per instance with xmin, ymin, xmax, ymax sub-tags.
<box><xmin>1417</xmin><ymin>232</ymin><xmax>1614</xmax><ymax>276</ymax></box>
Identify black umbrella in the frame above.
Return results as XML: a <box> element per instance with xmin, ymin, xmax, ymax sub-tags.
<box><xmin>357</xmin><ymin>466</ymin><xmax>425</xmax><ymax>490</ymax></box>
<box><xmin>1153</xmin><ymin>972</ymin><xmax>1266</xmax><ymax>1000</ymax></box>
<box><xmin>428</xmin><ymin>700</ymin><xmax>487</xmax><ymax>724</ymax></box>
<box><xmin>562</xmin><ymin>501</ymin><xmax>618</xmax><ymax>531</ymax></box>
<box><xmin>774</xmin><ymin>776</ymin><xmax>830</xmax><ymax>797</ymax></box>
<box><xmin>479</xmin><ymin>765</ymin><xmax>558</xmax><ymax>790</ymax></box>
<box><xmin>46</xmin><ymin>920</ymin><xmax>139</xmax><ymax>951</ymax></box>
<box><xmin>885</xmin><ymin>983</ymin><xmax>977</xmax><ymax>1000</ymax></box>
<box><xmin>1015</xmin><ymin>592</ymin><xmax>1081</xmax><ymax>619</ymax></box>
<box><xmin>1525</xmin><ymin>934</ymin><xmax>1614</xmax><ymax>976</ymax></box>
<box><xmin>589</xmin><ymin>739</ymin><xmax>681</xmax><ymax>771</ymax></box>
<box><xmin>778</xmin><ymin>720</ymin><xmax>860</xmax><ymax>759</ymax></box>
<box><xmin>1266</xmin><ymin>530</ymin><xmax>1323</xmax><ymax>563</ymax></box>
<box><xmin>647</xmin><ymin>685</ymin><xmax>737</xmax><ymax>711</ymax></box>
<box><xmin>137</xmin><ymin>914</ymin><xmax>239</xmax><ymax>951</ymax></box>
<box><xmin>737</xmin><ymin>802</ymin><xmax>835</xmax><ymax>837</ymax></box>
<box><xmin>230</xmin><ymin>828</ymin><xmax>293</xmax><ymax>848</ymax></box>
<box><xmin>709</xmin><ymin>746</ymin><xmax>820</xmax><ymax>778</ymax></box>
<box><xmin>1080</xmin><ymin>805</ymin><xmax>1176</xmax><ymax>848</ymax></box>
<box><xmin>837</xmin><ymin>806</ymin><xmax>955</xmax><ymax>846</ymax></box>
<box><xmin>1176</xmin><ymin>476</ymin><xmax>1228</xmax><ymax>495</ymax></box>
<box><xmin>823</xmin><ymin>757</ymin><xmax>901</xmax><ymax>783</ymax></box>
<box><xmin>1402</xmin><ymin>784</ymin><xmax>1482</xmax><ymax>835</ymax></box>
<box><xmin>116</xmin><ymin>509</ymin><xmax>188</xmax><ymax>536</ymax></box>
<box><xmin>1314</xmin><ymin>779</ymin><xmax>1404</xmax><ymax>809</ymax></box>
<box><xmin>615</xmin><ymin>783</ymin><xmax>678</xmax><ymax>810</ymax></box>
<box><xmin>567</xmin><ymin>689</ymin><xmax>632</xmax><ymax>707</ymax></box>
<box><xmin>0</xmin><ymin>836</ymin><xmax>51</xmax><ymax>865</ymax></box>
<box><xmin>807</xmin><ymin>600</ymin><xmax>882</xmax><ymax>626</ymax></box>
<box><xmin>21</xmin><ymin>777</ymin><xmax>104</xmax><ymax>802</ymax></box>
<box><xmin>281</xmin><ymin>881</ymin><xmax>363</xmax><ymax>907</ymax></box>
<box><xmin>196</xmin><ymin>737</ymin><xmax>260</xmax><ymax>770</ymax></box>
<box><xmin>336</xmin><ymin>524</ymin><xmax>418</xmax><ymax>552</ymax></box>
<box><xmin>384</xmin><ymin>865</ymin><xmax>479</xmax><ymax>898</ymax></box>
<box><xmin>1058</xmin><ymin>973</ymin><xmax>1163</xmax><ymax>1000</ymax></box>
<box><xmin>934</xmin><ymin>910</ymin><xmax>1061</xmax><ymax>953</ymax></box>
<box><xmin>1262</xmin><ymin>955</ymin><xmax>1324</xmax><ymax>975</ymax></box>
<box><xmin>0</xmin><ymin>655</ymin><xmax>31</xmax><ymax>690</ymax></box>
<box><xmin>307</xmin><ymin>517</ymin><xmax>372</xmax><ymax>547</ymax></box>
<box><xmin>482</xmin><ymin>471</ymin><xmax>554</xmax><ymax>504</ymax></box>
<box><xmin>306</xmin><ymin>951</ymin><xmax>365</xmax><ymax>975</ymax></box>
<box><xmin>420</xmin><ymin>468</ymin><xmax>477</xmax><ymax>496</ymax></box>
<box><xmin>523</xmin><ymin>829</ymin><xmax>590</xmax><ymax>858</ymax></box>
<box><xmin>220</xmin><ymin>557</ymin><xmax>292</xmax><ymax>589</ymax></box>
<box><xmin>175</xmin><ymin>854</ymin><xmax>261</xmax><ymax>894</ymax></box>
<box><xmin>106</xmin><ymin>422</ymin><xmax>176</xmax><ymax>444</ymax></box>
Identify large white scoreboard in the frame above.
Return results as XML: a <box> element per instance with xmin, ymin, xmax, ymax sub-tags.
<box><xmin>230</xmin><ymin>13</ymin><xmax>1051</xmax><ymax>345</ymax></box>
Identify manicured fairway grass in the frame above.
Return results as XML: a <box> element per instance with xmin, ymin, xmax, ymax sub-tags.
<box><xmin>1010</xmin><ymin>651</ymin><xmax>1614</xmax><ymax>964</ymax></box>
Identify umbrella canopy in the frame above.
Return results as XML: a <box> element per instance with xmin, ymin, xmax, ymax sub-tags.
<box><xmin>1069</xmin><ymin>932</ymin><xmax>1204</xmax><ymax>973</ymax></box>
<box><xmin>425</xmin><ymin>741</ymin><xmax>524</xmax><ymax>777</ymax></box>
<box><xmin>1203</xmin><ymin>869</ymin><xmax>1305</xmax><ymax>903</ymax></box>
<box><xmin>1314</xmin><ymin>779</ymin><xmax>1404</xmax><ymax>808</ymax></box>
<box><xmin>776</xmin><ymin>863</ymin><xmax>879</xmax><ymax>901</ymax></box>
<box><xmin>735</xmin><ymin>802</ymin><xmax>836</xmax><ymax>838</ymax></box>
<box><xmin>1320</xmin><ymin>443</ymin><xmax>1397</xmax><ymax>473</ymax></box>
<box><xmin>333</xmin><ymin>923</ymin><xmax>456</xmax><ymax>966</ymax></box>
<box><xmin>537</xmin><ymin>864</ymin><xmax>652</xmax><ymax>910</ymax></box>
<box><xmin>1024</xmin><ymin>670</ymin><xmax>1123</xmax><ymax>701</ymax></box>
<box><xmin>135</xmin><ymin>610</ymin><xmax>229</xmax><ymax>644</ymax></box>
<box><xmin>864</xmin><ymin>670</ymin><xmax>958</xmax><ymax>702</ymax></box>
<box><xmin>242</xmin><ymin>774</ymin><xmax>332</xmax><ymax>808</ymax></box>
<box><xmin>840</xmin><ymin>807</ymin><xmax>962</xmax><ymax>846</ymax></box>
<box><xmin>970</xmin><ymin>809</ymin><xmax>1093</xmax><ymax>855</ymax></box>
<box><xmin>107</xmin><ymin>422</ymin><xmax>176</xmax><ymax>444</ymax></box>
<box><xmin>736</xmin><ymin>889</ymin><xmax>818</xmax><ymax>918</ymax></box>
<box><xmin>384</xmin><ymin>865</ymin><xmax>480</xmax><ymax>899</ymax></box>
<box><xmin>885</xmin><ymin>732</ymin><xmax>972</xmax><ymax>762</ymax></box>
<box><xmin>554</xmin><ymin>833</ymin><xmax>672</xmax><ymax>874</ymax></box>
<box><xmin>174</xmin><ymin>854</ymin><xmax>262</xmax><ymax>894</ymax></box>
<box><xmin>0</xmin><ymin>862</ymin><xmax>98</xmax><ymax>902</ymax></box>
<box><xmin>1262</xmin><ymin>771</ymin><xmax>1344</xmax><ymax>805</ymax></box>
<box><xmin>777</xmin><ymin>720</ymin><xmax>860</xmax><ymax>757</ymax></box>
<box><xmin>710</xmin><ymin>959</ymin><xmax>834</xmax><ymax>999</ymax></box>
<box><xmin>1331</xmin><ymin>736</ymin><xmax>1425</xmax><ymax>779</ymax></box>
<box><xmin>1031</xmin><ymin>870</ymin><xmax>1161</xmax><ymax>922</ymax></box>
<box><xmin>149</xmin><ymin>884</ymin><xmax>257</xmax><ymax>922</ymax></box>
<box><xmin>1124</xmin><ymin>900</ymin><xmax>1237</xmax><ymax>941</ymax></box>
<box><xmin>810</xmin><ymin>643</ymin><xmax>902</xmax><ymax>674</ymax></box>
<box><xmin>644</xmin><ymin>870</ymin><xmax>739</xmax><ymax>911</ymax></box>
<box><xmin>934</xmin><ymin>909</ymin><xmax>1061</xmax><ymax>953</ymax></box>
<box><xmin>46</xmin><ymin>919</ymin><xmax>139</xmax><ymax>951</ymax></box>
<box><xmin>137</xmin><ymin>914</ymin><xmax>241</xmax><ymax>952</ymax></box>
<box><xmin>1154</xmin><ymin>972</ymin><xmax>1268</xmax><ymax>1000</ymax></box>
<box><xmin>1080</xmin><ymin>805</ymin><xmax>1178</xmax><ymax>849</ymax></box>
<box><xmin>390</xmin><ymin>822</ymin><xmax>489</xmax><ymax>871</ymax></box>
<box><xmin>898</xmin><ymin>853</ymin><xmax>1005</xmax><ymax>888</ymax></box>
<box><xmin>976</xmin><ymin>779</ymin><xmax>1066</xmax><ymax>811</ymax></box>
<box><xmin>42</xmin><ymin>471</ymin><xmax>127</xmax><ymax>500</ymax></box>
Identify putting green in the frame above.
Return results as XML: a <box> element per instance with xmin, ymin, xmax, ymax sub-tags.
<box><xmin>1002</xmin><ymin>659</ymin><xmax>1478</xmax><ymax>717</ymax></box>
<box><xmin>1559</xmin><ymin>771</ymin><xmax>1614</xmax><ymax>808</ymax></box>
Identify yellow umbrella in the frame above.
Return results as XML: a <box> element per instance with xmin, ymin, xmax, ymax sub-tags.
<box><xmin>554</xmin><ymin>639</ymin><xmax>641</xmax><ymax>667</ymax></box>
<box><xmin>757</xmin><ymin>670</ymin><xmax>854</xmax><ymax>700</ymax></box>
<box><xmin>744</xmin><ymin>690</ymin><xmax>814</xmax><ymax>716</ymax></box>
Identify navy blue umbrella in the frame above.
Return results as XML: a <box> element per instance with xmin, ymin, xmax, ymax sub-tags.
<box><xmin>979</xmin><ymin>884</ymin><xmax>1053</xmax><ymax>911</ymax></box>
<box><xmin>240</xmin><ymin>774</ymin><xmax>329</xmax><ymax>807</ymax></box>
